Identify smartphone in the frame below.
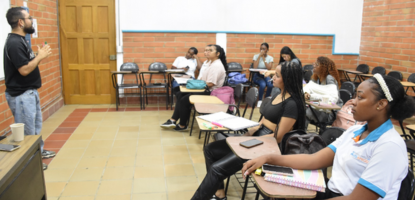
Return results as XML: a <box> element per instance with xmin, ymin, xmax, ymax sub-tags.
<box><xmin>239</xmin><ymin>139</ymin><xmax>263</xmax><ymax>148</ymax></box>
<box><xmin>0</xmin><ymin>144</ymin><xmax>20</xmax><ymax>152</ymax></box>
<box><xmin>262</xmin><ymin>164</ymin><xmax>294</xmax><ymax>176</ymax></box>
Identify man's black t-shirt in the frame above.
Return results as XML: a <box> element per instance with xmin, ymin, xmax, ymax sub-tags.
<box><xmin>3</xmin><ymin>33</ymin><xmax>41</xmax><ymax>97</ymax></box>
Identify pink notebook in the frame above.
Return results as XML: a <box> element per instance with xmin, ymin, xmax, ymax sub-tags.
<box><xmin>264</xmin><ymin>169</ymin><xmax>326</xmax><ymax>192</ymax></box>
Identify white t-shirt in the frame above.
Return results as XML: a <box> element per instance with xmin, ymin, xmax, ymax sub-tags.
<box><xmin>253</xmin><ymin>54</ymin><xmax>274</xmax><ymax>69</ymax></box>
<box><xmin>327</xmin><ymin>119</ymin><xmax>407</xmax><ymax>200</ymax></box>
<box><xmin>197</xmin><ymin>60</ymin><xmax>210</xmax><ymax>80</ymax></box>
<box><xmin>172</xmin><ymin>56</ymin><xmax>197</xmax><ymax>78</ymax></box>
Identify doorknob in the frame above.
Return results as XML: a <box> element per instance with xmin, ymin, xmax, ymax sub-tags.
<box><xmin>109</xmin><ymin>55</ymin><xmax>116</xmax><ymax>60</ymax></box>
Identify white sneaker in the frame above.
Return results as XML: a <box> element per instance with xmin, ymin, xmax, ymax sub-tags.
<box><xmin>257</xmin><ymin>100</ymin><xmax>262</xmax><ymax>108</ymax></box>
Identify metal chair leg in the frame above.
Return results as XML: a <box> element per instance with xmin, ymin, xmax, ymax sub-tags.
<box><xmin>241</xmin><ymin>174</ymin><xmax>250</xmax><ymax>200</ymax></box>
<box><xmin>255</xmin><ymin>190</ymin><xmax>260</xmax><ymax>200</ymax></box>
<box><xmin>224</xmin><ymin>176</ymin><xmax>231</xmax><ymax>195</ymax></box>
<box><xmin>189</xmin><ymin>108</ymin><xmax>196</xmax><ymax>136</ymax></box>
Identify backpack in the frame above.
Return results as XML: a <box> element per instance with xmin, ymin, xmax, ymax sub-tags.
<box><xmin>280</xmin><ymin>130</ymin><xmax>326</xmax><ymax>155</ymax></box>
<box><xmin>210</xmin><ymin>86</ymin><xmax>235</xmax><ymax>111</ymax></box>
<box><xmin>332</xmin><ymin>100</ymin><xmax>366</xmax><ymax>130</ymax></box>
<box><xmin>228</xmin><ymin>72</ymin><xmax>248</xmax><ymax>85</ymax></box>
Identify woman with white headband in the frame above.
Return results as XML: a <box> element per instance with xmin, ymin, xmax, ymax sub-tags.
<box><xmin>242</xmin><ymin>74</ymin><xmax>415</xmax><ymax>200</ymax></box>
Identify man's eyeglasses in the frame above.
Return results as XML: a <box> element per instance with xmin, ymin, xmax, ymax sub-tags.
<box><xmin>20</xmin><ymin>16</ymin><xmax>33</xmax><ymax>21</ymax></box>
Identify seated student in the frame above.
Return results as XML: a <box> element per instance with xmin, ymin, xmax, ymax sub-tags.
<box><xmin>171</xmin><ymin>47</ymin><xmax>199</xmax><ymax>89</ymax></box>
<box><xmin>243</xmin><ymin>74</ymin><xmax>415</xmax><ymax>200</ymax></box>
<box><xmin>196</xmin><ymin>45</ymin><xmax>211</xmax><ymax>80</ymax></box>
<box><xmin>190</xmin><ymin>61</ymin><xmax>306</xmax><ymax>200</ymax></box>
<box><xmin>304</xmin><ymin>56</ymin><xmax>343</xmax><ymax>128</ymax></box>
<box><xmin>252</xmin><ymin>43</ymin><xmax>274</xmax><ymax>107</ymax></box>
<box><xmin>160</xmin><ymin>45</ymin><xmax>227</xmax><ymax>131</ymax></box>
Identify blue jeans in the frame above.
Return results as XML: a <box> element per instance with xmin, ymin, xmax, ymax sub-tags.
<box><xmin>253</xmin><ymin>73</ymin><xmax>273</xmax><ymax>100</ymax></box>
<box><xmin>6</xmin><ymin>89</ymin><xmax>43</xmax><ymax>152</ymax></box>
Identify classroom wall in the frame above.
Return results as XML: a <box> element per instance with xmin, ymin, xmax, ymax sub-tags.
<box><xmin>0</xmin><ymin>0</ymin><xmax>63</xmax><ymax>135</ymax></box>
<box><xmin>358</xmin><ymin>0</ymin><xmax>415</xmax><ymax>80</ymax></box>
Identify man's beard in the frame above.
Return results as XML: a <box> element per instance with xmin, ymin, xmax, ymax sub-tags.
<box><xmin>23</xmin><ymin>25</ymin><xmax>35</xmax><ymax>34</ymax></box>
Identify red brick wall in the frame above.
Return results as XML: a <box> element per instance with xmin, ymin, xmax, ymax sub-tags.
<box><xmin>226</xmin><ymin>34</ymin><xmax>359</xmax><ymax>70</ymax></box>
<box><xmin>359</xmin><ymin>0</ymin><xmax>415</xmax><ymax>80</ymax></box>
<box><xmin>0</xmin><ymin>0</ymin><xmax>64</xmax><ymax>135</ymax></box>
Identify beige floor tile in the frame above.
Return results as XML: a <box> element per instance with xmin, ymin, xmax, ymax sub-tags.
<box><xmin>133</xmin><ymin>178</ymin><xmax>166</xmax><ymax>193</ymax></box>
<box><xmin>190</xmin><ymin>154</ymin><xmax>205</xmax><ymax>164</ymax></box>
<box><xmin>137</xmin><ymin>146</ymin><xmax>162</xmax><ymax>156</ymax></box>
<box><xmin>96</xmin><ymin>194</ymin><xmax>131</xmax><ymax>200</ymax></box>
<box><xmin>161</xmin><ymin>132</ymin><xmax>184</xmax><ymax>138</ymax></box>
<box><xmin>97</xmin><ymin>180</ymin><xmax>133</xmax><ymax>195</ymax></box>
<box><xmin>69</xmin><ymin>133</ymin><xmax>94</xmax><ymax>140</ymax></box>
<box><xmin>162</xmin><ymin>145</ymin><xmax>188</xmax><ymax>155</ymax></box>
<box><xmin>84</xmin><ymin>147</ymin><xmax>112</xmax><ymax>157</ymax></box>
<box><xmin>137</xmin><ymin>138</ymin><xmax>162</xmax><ymax>146</ymax></box>
<box><xmin>161</xmin><ymin>138</ymin><xmax>187</xmax><ymax>145</ymax></box>
<box><xmin>119</xmin><ymin>126</ymin><xmax>140</xmax><ymax>132</ymax></box>
<box><xmin>165</xmin><ymin>164</ymin><xmax>196</xmax><ymax>177</ymax></box>
<box><xmin>45</xmin><ymin>182</ymin><xmax>66</xmax><ymax>197</ymax></box>
<box><xmin>136</xmin><ymin>154</ymin><xmax>164</xmax><ymax>166</ymax></box>
<box><xmin>166</xmin><ymin>176</ymin><xmax>199</xmax><ymax>192</ymax></box>
<box><xmin>77</xmin><ymin>157</ymin><xmax>108</xmax><ymax>168</ymax></box>
<box><xmin>63</xmin><ymin>140</ymin><xmax>90</xmax><ymax>148</ymax></box>
<box><xmin>163</xmin><ymin>154</ymin><xmax>192</xmax><ymax>164</ymax></box>
<box><xmin>110</xmin><ymin>147</ymin><xmax>137</xmax><ymax>156</ymax></box>
<box><xmin>185</xmin><ymin>137</ymin><xmax>205</xmax><ymax>145</ymax></box>
<box><xmin>134</xmin><ymin>165</ymin><xmax>165</xmax><ymax>178</ymax></box>
<box><xmin>88</xmin><ymin>140</ymin><xmax>114</xmax><ymax>148</ymax></box>
<box><xmin>139</xmin><ymin>126</ymin><xmax>160</xmax><ymax>132</ymax></box>
<box><xmin>113</xmin><ymin>139</ymin><xmax>137</xmax><ymax>148</ymax></box>
<box><xmin>70</xmin><ymin>167</ymin><xmax>104</xmax><ymax>181</ymax></box>
<box><xmin>92</xmin><ymin>132</ymin><xmax>117</xmax><ymax>140</ymax></box>
<box><xmin>61</xmin><ymin>181</ymin><xmax>100</xmax><ymax>196</ymax></box>
<box><xmin>138</xmin><ymin>131</ymin><xmax>162</xmax><ymax>138</ymax></box>
<box><xmin>78</xmin><ymin>121</ymin><xmax>101</xmax><ymax>127</ymax></box>
<box><xmin>187</xmin><ymin>144</ymin><xmax>203</xmax><ymax>152</ymax></box>
<box><xmin>73</xmin><ymin>127</ymin><xmax>97</xmax><ymax>134</ymax></box>
<box><xmin>47</xmin><ymin>197</ymin><xmax>58</xmax><ymax>200</ymax></box>
<box><xmin>44</xmin><ymin>168</ymin><xmax>74</xmax><ymax>182</ymax></box>
<box><xmin>168</xmin><ymin>191</ymin><xmax>195</xmax><ymax>200</ymax></box>
<box><xmin>116</xmin><ymin>132</ymin><xmax>140</xmax><ymax>139</ymax></box>
<box><xmin>99</xmin><ymin>121</ymin><xmax>121</xmax><ymax>127</ymax></box>
<box><xmin>59</xmin><ymin>196</ymin><xmax>95</xmax><ymax>200</ymax></box>
<box><xmin>96</xmin><ymin>126</ymin><xmax>119</xmax><ymax>133</ymax></box>
<box><xmin>103</xmin><ymin>167</ymin><xmax>134</xmax><ymax>180</ymax></box>
<box><xmin>132</xmin><ymin>193</ymin><xmax>167</xmax><ymax>200</ymax></box>
<box><xmin>193</xmin><ymin>163</ymin><xmax>207</xmax><ymax>176</ymax></box>
<box><xmin>119</xmin><ymin>121</ymin><xmax>140</xmax><ymax>126</ymax></box>
<box><xmin>107</xmin><ymin>156</ymin><xmax>136</xmax><ymax>167</ymax></box>
<box><xmin>48</xmin><ymin>157</ymin><xmax>80</xmax><ymax>169</ymax></box>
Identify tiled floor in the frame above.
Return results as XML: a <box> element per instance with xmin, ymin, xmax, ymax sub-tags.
<box><xmin>41</xmin><ymin>103</ymin><xmax>411</xmax><ymax>200</ymax></box>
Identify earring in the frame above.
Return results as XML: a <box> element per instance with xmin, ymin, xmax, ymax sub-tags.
<box><xmin>377</xmin><ymin>107</ymin><xmax>380</xmax><ymax>110</ymax></box>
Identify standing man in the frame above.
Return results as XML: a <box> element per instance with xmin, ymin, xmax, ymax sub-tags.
<box><xmin>4</xmin><ymin>7</ymin><xmax>54</xmax><ymax>170</ymax></box>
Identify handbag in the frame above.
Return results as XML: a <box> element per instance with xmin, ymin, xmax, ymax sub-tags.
<box><xmin>281</xmin><ymin>130</ymin><xmax>326</xmax><ymax>155</ymax></box>
<box><xmin>186</xmin><ymin>79</ymin><xmax>206</xmax><ymax>89</ymax></box>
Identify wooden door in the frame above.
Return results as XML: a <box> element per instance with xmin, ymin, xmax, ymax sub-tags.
<box><xmin>59</xmin><ymin>0</ymin><xmax>116</xmax><ymax>104</ymax></box>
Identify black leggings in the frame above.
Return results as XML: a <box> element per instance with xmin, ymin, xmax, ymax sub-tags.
<box><xmin>171</xmin><ymin>91</ymin><xmax>210</xmax><ymax>126</ymax></box>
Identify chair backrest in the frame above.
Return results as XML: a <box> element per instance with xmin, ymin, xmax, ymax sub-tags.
<box><xmin>408</xmin><ymin>73</ymin><xmax>415</xmax><ymax>83</ymax></box>
<box><xmin>227</xmin><ymin>62</ymin><xmax>243</xmax><ymax>71</ymax></box>
<box><xmin>148</xmin><ymin>62</ymin><xmax>167</xmax><ymax>71</ymax></box>
<box><xmin>234</xmin><ymin>83</ymin><xmax>243</xmax><ymax>107</ymax></box>
<box><xmin>304</xmin><ymin>70</ymin><xmax>313</xmax><ymax>83</ymax></box>
<box><xmin>120</xmin><ymin>62</ymin><xmax>139</xmax><ymax>72</ymax></box>
<box><xmin>340</xmin><ymin>81</ymin><xmax>356</xmax><ymax>95</ymax></box>
<box><xmin>320</xmin><ymin>127</ymin><xmax>345</xmax><ymax>145</ymax></box>
<box><xmin>388</xmin><ymin>71</ymin><xmax>403</xmax><ymax>81</ymax></box>
<box><xmin>270</xmin><ymin>87</ymin><xmax>281</xmax><ymax>98</ymax></box>
<box><xmin>243</xmin><ymin>87</ymin><xmax>258</xmax><ymax>119</ymax></box>
<box><xmin>372</xmin><ymin>66</ymin><xmax>386</xmax><ymax>75</ymax></box>
<box><xmin>339</xmin><ymin>89</ymin><xmax>352</xmax><ymax>103</ymax></box>
<box><xmin>356</xmin><ymin>64</ymin><xmax>369</xmax><ymax>74</ymax></box>
<box><xmin>260</xmin><ymin>96</ymin><xmax>272</xmax><ymax>115</ymax></box>
<box><xmin>303</xmin><ymin>64</ymin><xmax>313</xmax><ymax>72</ymax></box>
<box><xmin>398</xmin><ymin>169</ymin><xmax>415</xmax><ymax>200</ymax></box>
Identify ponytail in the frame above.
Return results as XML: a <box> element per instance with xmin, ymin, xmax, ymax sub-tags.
<box><xmin>213</xmin><ymin>45</ymin><xmax>228</xmax><ymax>71</ymax></box>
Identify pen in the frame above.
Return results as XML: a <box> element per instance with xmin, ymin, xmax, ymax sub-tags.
<box><xmin>202</xmin><ymin>122</ymin><xmax>213</xmax><ymax>130</ymax></box>
<box><xmin>211</xmin><ymin>122</ymin><xmax>223</xmax><ymax>128</ymax></box>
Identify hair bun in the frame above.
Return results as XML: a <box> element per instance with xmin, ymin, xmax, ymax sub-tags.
<box><xmin>391</xmin><ymin>95</ymin><xmax>415</xmax><ymax>121</ymax></box>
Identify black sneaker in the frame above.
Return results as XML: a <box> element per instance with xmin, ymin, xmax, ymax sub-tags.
<box><xmin>210</xmin><ymin>195</ymin><xmax>227</xmax><ymax>200</ymax></box>
<box><xmin>173</xmin><ymin>124</ymin><xmax>188</xmax><ymax>132</ymax></box>
<box><xmin>43</xmin><ymin>163</ymin><xmax>48</xmax><ymax>170</ymax></box>
<box><xmin>42</xmin><ymin>150</ymin><xmax>56</xmax><ymax>159</ymax></box>
<box><xmin>160</xmin><ymin>119</ymin><xmax>177</xmax><ymax>129</ymax></box>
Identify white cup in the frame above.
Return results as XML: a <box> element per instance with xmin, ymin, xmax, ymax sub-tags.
<box><xmin>322</xmin><ymin>97</ymin><xmax>330</xmax><ymax>104</ymax></box>
<box><xmin>10</xmin><ymin>123</ymin><xmax>25</xmax><ymax>142</ymax></box>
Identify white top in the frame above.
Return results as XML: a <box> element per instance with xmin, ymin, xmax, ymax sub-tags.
<box><xmin>328</xmin><ymin>119</ymin><xmax>407</xmax><ymax>199</ymax></box>
<box><xmin>253</xmin><ymin>54</ymin><xmax>274</xmax><ymax>69</ymax></box>
<box><xmin>197</xmin><ymin>60</ymin><xmax>210</xmax><ymax>80</ymax></box>
<box><xmin>200</xmin><ymin>59</ymin><xmax>226</xmax><ymax>91</ymax></box>
<box><xmin>172</xmin><ymin>56</ymin><xmax>197</xmax><ymax>78</ymax></box>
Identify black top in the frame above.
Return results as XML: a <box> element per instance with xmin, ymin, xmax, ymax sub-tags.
<box><xmin>261</xmin><ymin>96</ymin><xmax>298</xmax><ymax>125</ymax></box>
<box><xmin>3</xmin><ymin>33</ymin><xmax>41</xmax><ymax>97</ymax></box>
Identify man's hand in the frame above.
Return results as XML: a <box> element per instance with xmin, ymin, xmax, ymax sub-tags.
<box><xmin>37</xmin><ymin>45</ymin><xmax>51</xmax><ymax>59</ymax></box>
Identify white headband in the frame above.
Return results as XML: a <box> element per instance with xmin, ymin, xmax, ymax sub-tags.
<box><xmin>373</xmin><ymin>73</ymin><xmax>393</xmax><ymax>102</ymax></box>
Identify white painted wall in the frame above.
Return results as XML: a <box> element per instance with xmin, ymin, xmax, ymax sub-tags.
<box><xmin>0</xmin><ymin>0</ymin><xmax>11</xmax><ymax>79</ymax></box>
<box><xmin>120</xmin><ymin>0</ymin><xmax>363</xmax><ymax>55</ymax></box>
